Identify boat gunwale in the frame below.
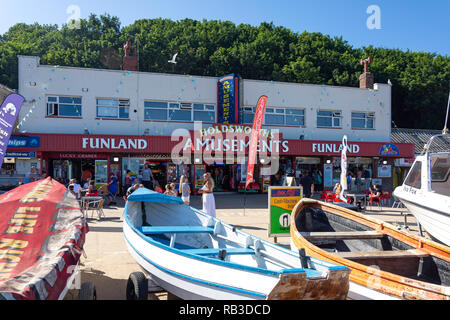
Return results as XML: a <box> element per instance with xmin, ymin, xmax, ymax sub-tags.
<box><xmin>290</xmin><ymin>199</ymin><xmax>450</xmax><ymax>299</ymax></box>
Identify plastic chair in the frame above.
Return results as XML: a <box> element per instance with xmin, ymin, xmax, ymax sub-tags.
<box><xmin>381</xmin><ymin>190</ymin><xmax>391</xmax><ymax>206</ymax></box>
<box><xmin>368</xmin><ymin>195</ymin><xmax>381</xmax><ymax>210</ymax></box>
<box><xmin>325</xmin><ymin>192</ymin><xmax>336</xmax><ymax>202</ymax></box>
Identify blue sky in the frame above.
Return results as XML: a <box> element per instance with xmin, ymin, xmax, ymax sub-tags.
<box><xmin>1</xmin><ymin>0</ymin><xmax>449</xmax><ymax>55</ymax></box>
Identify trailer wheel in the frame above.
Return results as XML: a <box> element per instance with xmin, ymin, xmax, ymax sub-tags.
<box><xmin>79</xmin><ymin>282</ymin><xmax>97</xmax><ymax>300</ymax></box>
<box><xmin>126</xmin><ymin>272</ymin><xmax>148</xmax><ymax>300</ymax></box>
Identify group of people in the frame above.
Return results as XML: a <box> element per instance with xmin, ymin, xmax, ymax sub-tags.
<box><xmin>122</xmin><ymin>168</ymin><xmax>216</xmax><ymax>217</ymax></box>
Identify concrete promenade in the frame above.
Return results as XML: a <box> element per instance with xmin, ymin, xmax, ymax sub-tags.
<box><xmin>69</xmin><ymin>193</ymin><xmax>426</xmax><ymax>300</ymax></box>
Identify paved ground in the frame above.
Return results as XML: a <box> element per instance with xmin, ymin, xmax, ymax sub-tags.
<box><xmin>69</xmin><ymin>192</ymin><xmax>427</xmax><ymax>300</ymax></box>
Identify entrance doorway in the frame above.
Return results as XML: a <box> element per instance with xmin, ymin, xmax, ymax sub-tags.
<box><xmin>206</xmin><ymin>163</ymin><xmax>233</xmax><ymax>191</ymax></box>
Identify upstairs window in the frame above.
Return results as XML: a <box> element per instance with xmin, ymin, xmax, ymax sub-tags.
<box><xmin>352</xmin><ymin>112</ymin><xmax>375</xmax><ymax>129</ymax></box>
<box><xmin>317</xmin><ymin>110</ymin><xmax>342</xmax><ymax>128</ymax></box>
<box><xmin>96</xmin><ymin>98</ymin><xmax>130</xmax><ymax>119</ymax></box>
<box><xmin>242</xmin><ymin>107</ymin><xmax>305</xmax><ymax>126</ymax></box>
<box><xmin>47</xmin><ymin>96</ymin><xmax>82</xmax><ymax>117</ymax></box>
<box><xmin>144</xmin><ymin>101</ymin><xmax>216</xmax><ymax>122</ymax></box>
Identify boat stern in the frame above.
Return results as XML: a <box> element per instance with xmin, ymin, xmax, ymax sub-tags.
<box><xmin>266</xmin><ymin>267</ymin><xmax>350</xmax><ymax>300</ymax></box>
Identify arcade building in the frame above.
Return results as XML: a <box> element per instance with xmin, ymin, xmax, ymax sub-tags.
<box><xmin>1</xmin><ymin>51</ymin><xmax>414</xmax><ymax>193</ymax></box>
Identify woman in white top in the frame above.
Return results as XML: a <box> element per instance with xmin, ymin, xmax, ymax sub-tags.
<box><xmin>199</xmin><ymin>172</ymin><xmax>216</xmax><ymax>217</ymax></box>
<box><xmin>179</xmin><ymin>175</ymin><xmax>191</xmax><ymax>205</ymax></box>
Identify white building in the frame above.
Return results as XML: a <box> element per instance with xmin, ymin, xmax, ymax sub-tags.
<box><xmin>4</xmin><ymin>54</ymin><xmax>412</xmax><ymax>193</ymax></box>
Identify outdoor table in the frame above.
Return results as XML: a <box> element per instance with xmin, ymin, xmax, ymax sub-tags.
<box><xmin>345</xmin><ymin>193</ymin><xmax>367</xmax><ymax>210</ymax></box>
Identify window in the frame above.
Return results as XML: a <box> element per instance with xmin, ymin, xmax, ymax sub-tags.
<box><xmin>286</xmin><ymin>109</ymin><xmax>305</xmax><ymax>126</ymax></box>
<box><xmin>404</xmin><ymin>161</ymin><xmax>422</xmax><ymax>189</ymax></box>
<box><xmin>317</xmin><ymin>110</ymin><xmax>342</xmax><ymax>128</ymax></box>
<box><xmin>242</xmin><ymin>107</ymin><xmax>305</xmax><ymax>126</ymax></box>
<box><xmin>144</xmin><ymin>101</ymin><xmax>168</xmax><ymax>120</ymax></box>
<box><xmin>46</xmin><ymin>96</ymin><xmax>82</xmax><ymax>117</ymax></box>
<box><xmin>430</xmin><ymin>154</ymin><xmax>450</xmax><ymax>196</ymax></box>
<box><xmin>194</xmin><ymin>104</ymin><xmax>216</xmax><ymax>122</ymax></box>
<box><xmin>243</xmin><ymin>107</ymin><xmax>255</xmax><ymax>124</ymax></box>
<box><xmin>96</xmin><ymin>98</ymin><xmax>130</xmax><ymax>119</ymax></box>
<box><xmin>352</xmin><ymin>112</ymin><xmax>375</xmax><ymax>129</ymax></box>
<box><xmin>144</xmin><ymin>101</ymin><xmax>216</xmax><ymax>122</ymax></box>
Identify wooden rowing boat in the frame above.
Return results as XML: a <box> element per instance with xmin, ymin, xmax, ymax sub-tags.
<box><xmin>123</xmin><ymin>188</ymin><xmax>350</xmax><ymax>300</ymax></box>
<box><xmin>290</xmin><ymin>199</ymin><xmax>450</xmax><ymax>300</ymax></box>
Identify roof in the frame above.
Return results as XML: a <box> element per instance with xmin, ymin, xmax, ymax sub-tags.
<box><xmin>391</xmin><ymin>128</ymin><xmax>450</xmax><ymax>154</ymax></box>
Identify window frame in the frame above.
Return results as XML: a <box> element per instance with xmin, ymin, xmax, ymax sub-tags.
<box><xmin>242</xmin><ymin>106</ymin><xmax>305</xmax><ymax>126</ymax></box>
<box><xmin>96</xmin><ymin>98</ymin><xmax>130</xmax><ymax>119</ymax></box>
<box><xmin>144</xmin><ymin>100</ymin><xmax>216</xmax><ymax>123</ymax></box>
<box><xmin>46</xmin><ymin>95</ymin><xmax>82</xmax><ymax>118</ymax></box>
<box><xmin>317</xmin><ymin>109</ymin><xmax>342</xmax><ymax>128</ymax></box>
<box><xmin>351</xmin><ymin>111</ymin><xmax>375</xmax><ymax>129</ymax></box>
<box><xmin>404</xmin><ymin>161</ymin><xmax>422</xmax><ymax>189</ymax></box>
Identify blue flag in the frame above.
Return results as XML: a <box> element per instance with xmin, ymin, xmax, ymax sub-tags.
<box><xmin>0</xmin><ymin>93</ymin><xmax>25</xmax><ymax>167</ymax></box>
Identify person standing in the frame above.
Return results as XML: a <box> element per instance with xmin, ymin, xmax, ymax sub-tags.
<box><xmin>355</xmin><ymin>168</ymin><xmax>363</xmax><ymax>192</ymax></box>
<box><xmin>299</xmin><ymin>170</ymin><xmax>314</xmax><ymax>198</ymax></box>
<box><xmin>124</xmin><ymin>170</ymin><xmax>133</xmax><ymax>194</ymax></box>
<box><xmin>24</xmin><ymin>166</ymin><xmax>37</xmax><ymax>184</ymax></box>
<box><xmin>108</xmin><ymin>173</ymin><xmax>119</xmax><ymax>205</ymax></box>
<box><xmin>199</xmin><ymin>172</ymin><xmax>216</xmax><ymax>217</ymax></box>
<box><xmin>142</xmin><ymin>164</ymin><xmax>153</xmax><ymax>190</ymax></box>
<box><xmin>179</xmin><ymin>175</ymin><xmax>191</xmax><ymax>205</ymax></box>
<box><xmin>313</xmin><ymin>170</ymin><xmax>323</xmax><ymax>192</ymax></box>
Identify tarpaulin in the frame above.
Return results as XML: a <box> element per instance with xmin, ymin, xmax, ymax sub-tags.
<box><xmin>0</xmin><ymin>177</ymin><xmax>88</xmax><ymax>300</ymax></box>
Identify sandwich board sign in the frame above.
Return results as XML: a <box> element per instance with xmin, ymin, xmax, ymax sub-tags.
<box><xmin>268</xmin><ymin>186</ymin><xmax>302</xmax><ymax>242</ymax></box>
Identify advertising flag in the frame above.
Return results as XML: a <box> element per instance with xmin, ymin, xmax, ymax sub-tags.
<box><xmin>246</xmin><ymin>95</ymin><xmax>268</xmax><ymax>189</ymax></box>
<box><xmin>217</xmin><ymin>74</ymin><xmax>240</xmax><ymax>124</ymax></box>
<box><xmin>0</xmin><ymin>94</ymin><xmax>25</xmax><ymax>167</ymax></box>
<box><xmin>339</xmin><ymin>135</ymin><xmax>348</xmax><ymax>201</ymax></box>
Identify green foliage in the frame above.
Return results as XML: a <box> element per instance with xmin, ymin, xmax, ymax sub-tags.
<box><xmin>0</xmin><ymin>15</ymin><xmax>449</xmax><ymax>129</ymax></box>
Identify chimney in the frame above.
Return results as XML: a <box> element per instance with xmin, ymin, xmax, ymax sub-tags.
<box><xmin>122</xmin><ymin>41</ymin><xmax>138</xmax><ymax>71</ymax></box>
<box><xmin>359</xmin><ymin>57</ymin><xmax>374</xmax><ymax>89</ymax></box>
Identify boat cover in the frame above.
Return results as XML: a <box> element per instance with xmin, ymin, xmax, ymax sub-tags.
<box><xmin>127</xmin><ymin>187</ymin><xmax>184</xmax><ymax>204</ymax></box>
<box><xmin>0</xmin><ymin>177</ymin><xmax>88</xmax><ymax>300</ymax></box>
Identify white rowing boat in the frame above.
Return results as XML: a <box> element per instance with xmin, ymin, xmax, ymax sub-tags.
<box><xmin>123</xmin><ymin>188</ymin><xmax>350</xmax><ymax>300</ymax></box>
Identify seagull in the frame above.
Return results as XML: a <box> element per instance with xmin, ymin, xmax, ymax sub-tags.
<box><xmin>387</xmin><ymin>79</ymin><xmax>392</xmax><ymax>85</ymax></box>
<box><xmin>168</xmin><ymin>53</ymin><xmax>178</xmax><ymax>64</ymax></box>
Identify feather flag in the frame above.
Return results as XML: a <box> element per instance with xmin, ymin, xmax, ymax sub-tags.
<box><xmin>339</xmin><ymin>135</ymin><xmax>348</xmax><ymax>202</ymax></box>
<box><xmin>246</xmin><ymin>95</ymin><xmax>268</xmax><ymax>189</ymax></box>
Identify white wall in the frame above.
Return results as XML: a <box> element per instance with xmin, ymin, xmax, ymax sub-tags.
<box><xmin>18</xmin><ymin>55</ymin><xmax>391</xmax><ymax>142</ymax></box>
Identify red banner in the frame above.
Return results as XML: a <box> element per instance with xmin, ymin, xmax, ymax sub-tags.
<box><xmin>0</xmin><ymin>178</ymin><xmax>88</xmax><ymax>300</ymax></box>
<box><xmin>246</xmin><ymin>96</ymin><xmax>268</xmax><ymax>189</ymax></box>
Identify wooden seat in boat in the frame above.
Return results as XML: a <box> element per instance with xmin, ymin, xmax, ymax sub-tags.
<box><xmin>183</xmin><ymin>248</ymin><xmax>255</xmax><ymax>256</ymax></box>
<box><xmin>138</xmin><ymin>226</ymin><xmax>214</xmax><ymax>235</ymax></box>
<box><xmin>300</xmin><ymin>231</ymin><xmax>384</xmax><ymax>241</ymax></box>
<box><xmin>334</xmin><ymin>249</ymin><xmax>429</xmax><ymax>260</ymax></box>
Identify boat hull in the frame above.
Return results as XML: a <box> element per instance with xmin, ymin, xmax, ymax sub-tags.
<box><xmin>290</xmin><ymin>199</ymin><xmax>450</xmax><ymax>300</ymax></box>
<box><xmin>123</xmin><ymin>222</ymin><xmax>264</xmax><ymax>300</ymax></box>
<box><xmin>394</xmin><ymin>187</ymin><xmax>450</xmax><ymax>246</ymax></box>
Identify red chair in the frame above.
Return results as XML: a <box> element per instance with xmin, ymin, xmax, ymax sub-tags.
<box><xmin>381</xmin><ymin>190</ymin><xmax>391</xmax><ymax>206</ymax></box>
<box><xmin>368</xmin><ymin>195</ymin><xmax>381</xmax><ymax>210</ymax></box>
<box><xmin>325</xmin><ymin>192</ymin><xmax>336</xmax><ymax>202</ymax></box>
<box><xmin>320</xmin><ymin>189</ymin><xmax>331</xmax><ymax>200</ymax></box>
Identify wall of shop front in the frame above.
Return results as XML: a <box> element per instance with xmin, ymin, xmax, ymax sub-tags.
<box><xmin>18</xmin><ymin>55</ymin><xmax>392</xmax><ymax>144</ymax></box>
